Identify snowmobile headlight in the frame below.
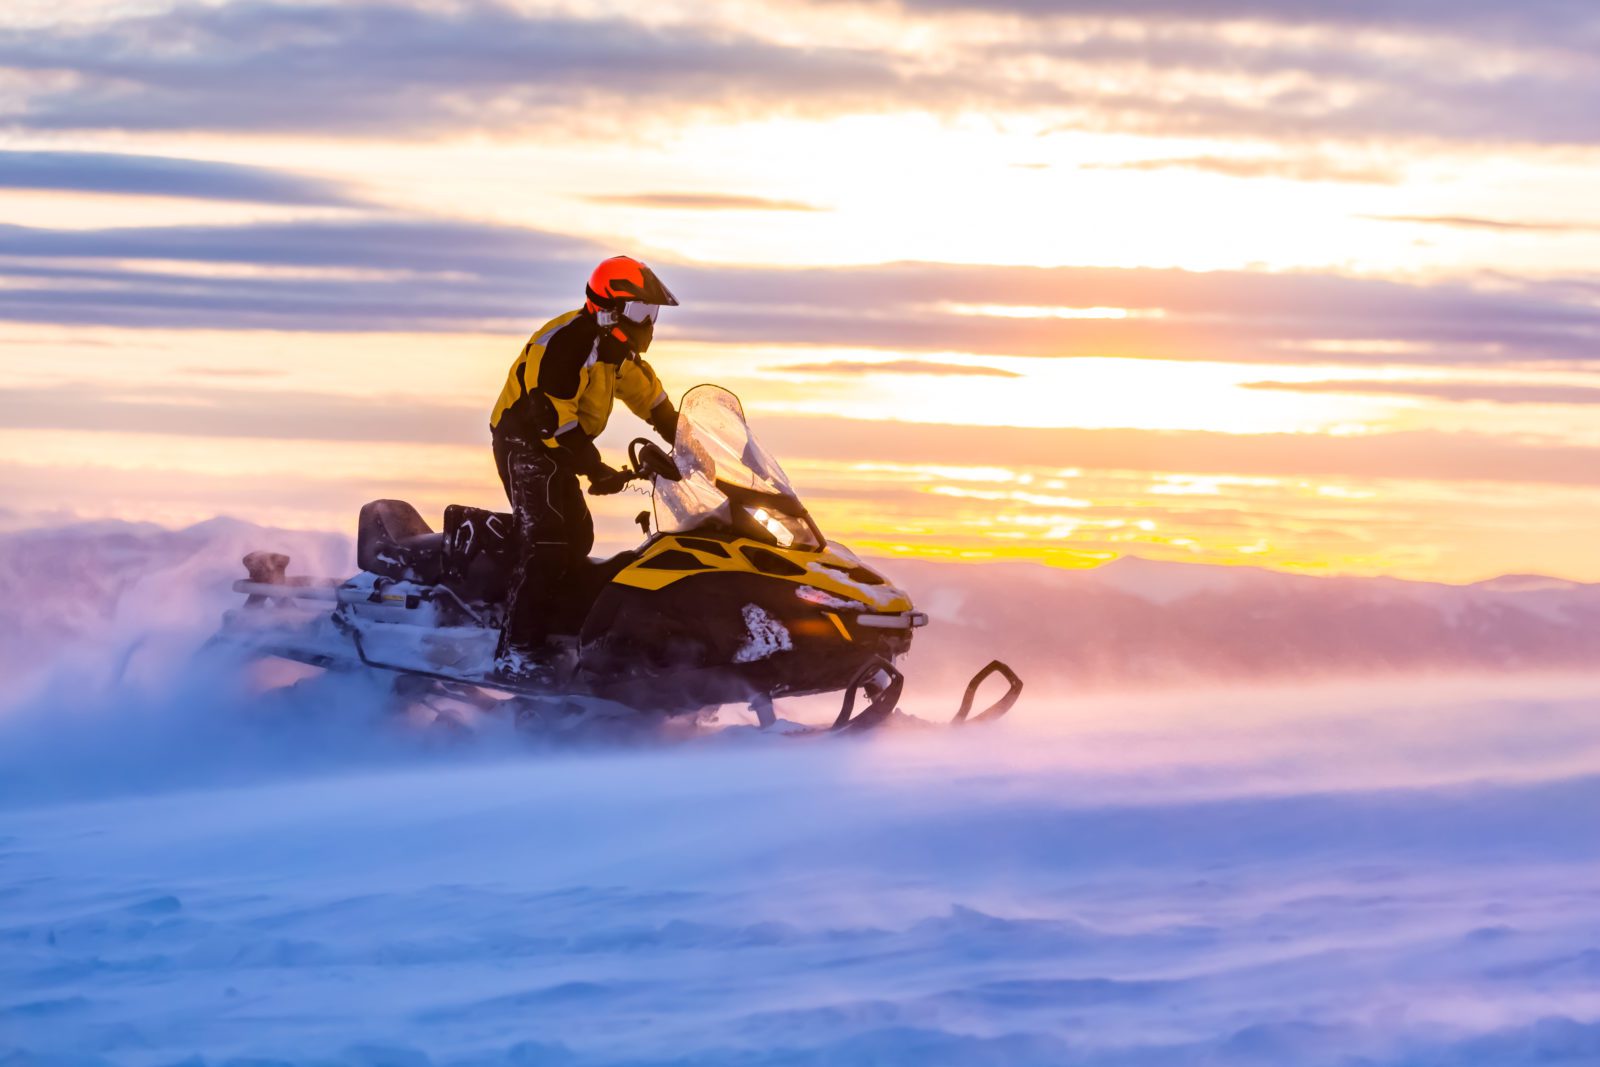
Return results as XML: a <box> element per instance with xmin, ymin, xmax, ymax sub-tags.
<box><xmin>748</xmin><ymin>506</ymin><xmax>794</xmax><ymax>547</ymax></box>
<box><xmin>744</xmin><ymin>505</ymin><xmax>819</xmax><ymax>550</ymax></box>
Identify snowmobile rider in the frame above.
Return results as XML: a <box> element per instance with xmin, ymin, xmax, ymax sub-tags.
<box><xmin>489</xmin><ymin>255</ymin><xmax>680</xmax><ymax>679</ymax></box>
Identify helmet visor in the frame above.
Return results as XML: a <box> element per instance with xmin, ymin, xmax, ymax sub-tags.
<box><xmin>621</xmin><ymin>301</ymin><xmax>662</xmax><ymax>325</ymax></box>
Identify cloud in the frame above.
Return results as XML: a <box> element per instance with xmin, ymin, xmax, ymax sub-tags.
<box><xmin>1007</xmin><ymin>32</ymin><xmax>1600</xmax><ymax>146</ymax></box>
<box><xmin>0</xmin><ymin>219</ymin><xmax>595</xmax><ymax>331</ymax></box>
<box><xmin>0</xmin><ymin>1</ymin><xmax>912</xmax><ymax>136</ymax></box>
<box><xmin>876</xmin><ymin>0</ymin><xmax>1600</xmax><ymax>41</ymax></box>
<box><xmin>677</xmin><ymin>263</ymin><xmax>1600</xmax><ymax>366</ymax></box>
<box><xmin>7</xmin><ymin>380</ymin><xmax>1600</xmax><ymax>490</ymax></box>
<box><xmin>0</xmin><ymin>150</ymin><xmax>359</xmax><ymax>205</ymax></box>
<box><xmin>180</xmin><ymin>366</ymin><xmax>288</xmax><ymax>379</ymax></box>
<box><xmin>3</xmin><ymin>0</ymin><xmax>1598</xmax><ymax>148</ymax></box>
<box><xmin>0</xmin><ymin>382</ymin><xmax>482</xmax><ymax>446</ymax></box>
<box><xmin>1085</xmin><ymin>155</ymin><xmax>1397</xmax><ymax>185</ymax></box>
<box><xmin>772</xmin><ymin>360</ymin><xmax>1022</xmax><ymax>377</ymax></box>
<box><xmin>1245</xmin><ymin>379</ymin><xmax>1600</xmax><ymax>405</ymax></box>
<box><xmin>754</xmin><ymin>415</ymin><xmax>1600</xmax><ymax>489</ymax></box>
<box><xmin>2</xmin><ymin>216</ymin><xmax>1599</xmax><ymax>366</ymax></box>
<box><xmin>1362</xmin><ymin>215</ymin><xmax>1600</xmax><ymax>234</ymax></box>
<box><xmin>583</xmin><ymin>193</ymin><xmax>824</xmax><ymax>212</ymax></box>
<box><xmin>0</xmin><ymin>218</ymin><xmax>591</xmax><ymax>273</ymax></box>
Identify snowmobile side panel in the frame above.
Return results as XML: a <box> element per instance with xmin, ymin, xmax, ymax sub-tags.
<box><xmin>612</xmin><ymin>534</ymin><xmax>914</xmax><ymax>614</ymax></box>
<box><xmin>212</xmin><ymin>607</ymin><xmax>369</xmax><ymax>673</ymax></box>
<box><xmin>577</xmin><ymin>571</ymin><xmax>913</xmax><ymax>711</ymax></box>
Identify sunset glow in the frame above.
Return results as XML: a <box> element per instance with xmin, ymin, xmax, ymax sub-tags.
<box><xmin>5</xmin><ymin>0</ymin><xmax>1600</xmax><ymax>582</ymax></box>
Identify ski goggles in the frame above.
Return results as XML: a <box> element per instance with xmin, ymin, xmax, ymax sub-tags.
<box><xmin>619</xmin><ymin>301</ymin><xmax>662</xmax><ymax>325</ymax></box>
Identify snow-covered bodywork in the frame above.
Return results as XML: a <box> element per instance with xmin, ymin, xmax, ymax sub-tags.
<box><xmin>211</xmin><ymin>385</ymin><xmax>1020</xmax><ymax>732</ymax></box>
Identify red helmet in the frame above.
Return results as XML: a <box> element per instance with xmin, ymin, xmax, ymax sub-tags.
<box><xmin>585</xmin><ymin>256</ymin><xmax>677</xmax><ymax>354</ymax></box>
<box><xmin>585</xmin><ymin>256</ymin><xmax>678</xmax><ymax>313</ymax></box>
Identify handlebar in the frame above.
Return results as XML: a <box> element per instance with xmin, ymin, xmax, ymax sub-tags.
<box><xmin>627</xmin><ymin>438</ymin><xmax>651</xmax><ymax>477</ymax></box>
<box><xmin>628</xmin><ymin>438</ymin><xmax>683</xmax><ymax>482</ymax></box>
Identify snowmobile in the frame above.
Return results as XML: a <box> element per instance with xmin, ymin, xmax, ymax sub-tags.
<box><xmin>214</xmin><ymin>385</ymin><xmax>1020</xmax><ymax>733</ymax></box>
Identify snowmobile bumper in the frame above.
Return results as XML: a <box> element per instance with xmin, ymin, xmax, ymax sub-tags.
<box><xmin>851</xmin><ymin>611</ymin><xmax>929</xmax><ymax>630</ymax></box>
<box><xmin>233</xmin><ymin>580</ymin><xmax>339</xmax><ymax>603</ymax></box>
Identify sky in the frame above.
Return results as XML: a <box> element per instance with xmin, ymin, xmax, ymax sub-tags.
<box><xmin>3</xmin><ymin>0</ymin><xmax>1600</xmax><ymax>582</ymax></box>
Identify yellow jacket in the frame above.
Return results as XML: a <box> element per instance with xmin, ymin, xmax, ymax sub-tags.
<box><xmin>491</xmin><ymin>309</ymin><xmax>667</xmax><ymax>447</ymax></box>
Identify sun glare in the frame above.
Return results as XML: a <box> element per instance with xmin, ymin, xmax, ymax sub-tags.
<box><xmin>758</xmin><ymin>354</ymin><xmax>1388</xmax><ymax>434</ymax></box>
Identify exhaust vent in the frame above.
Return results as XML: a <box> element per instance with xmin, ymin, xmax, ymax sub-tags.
<box><xmin>741</xmin><ymin>546</ymin><xmax>807</xmax><ymax>577</ymax></box>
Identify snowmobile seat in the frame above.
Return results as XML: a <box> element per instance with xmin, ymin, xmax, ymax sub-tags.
<box><xmin>358</xmin><ymin>499</ymin><xmax>446</xmax><ymax>584</ymax></box>
<box><xmin>358</xmin><ymin>500</ymin><xmax>650</xmax><ymax>616</ymax></box>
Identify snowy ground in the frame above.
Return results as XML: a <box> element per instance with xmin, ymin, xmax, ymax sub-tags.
<box><xmin>5</xmin><ymin>669</ymin><xmax>1600</xmax><ymax>1066</ymax></box>
<box><xmin>3</xmin><ymin>518</ymin><xmax>1599</xmax><ymax>1065</ymax></box>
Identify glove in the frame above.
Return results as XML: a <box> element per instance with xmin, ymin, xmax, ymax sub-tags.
<box><xmin>587</xmin><ymin>465</ymin><xmax>632</xmax><ymax>496</ymax></box>
<box><xmin>648</xmin><ymin>398</ymin><xmax>678</xmax><ymax>446</ymax></box>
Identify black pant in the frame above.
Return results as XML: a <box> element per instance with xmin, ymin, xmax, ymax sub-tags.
<box><xmin>493</xmin><ymin>436</ymin><xmax>594</xmax><ymax>654</ymax></box>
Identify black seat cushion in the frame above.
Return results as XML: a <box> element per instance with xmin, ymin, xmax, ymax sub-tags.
<box><xmin>358</xmin><ymin>500</ymin><xmax>444</xmax><ymax>583</ymax></box>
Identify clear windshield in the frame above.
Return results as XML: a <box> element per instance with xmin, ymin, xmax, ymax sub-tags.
<box><xmin>654</xmin><ymin>385</ymin><xmax>815</xmax><ymax>546</ymax></box>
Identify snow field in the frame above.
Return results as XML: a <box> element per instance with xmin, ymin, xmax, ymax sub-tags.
<box><xmin>4</xmin><ymin>519</ymin><xmax>1600</xmax><ymax>1065</ymax></box>
<box><xmin>4</xmin><ymin>675</ymin><xmax>1600</xmax><ymax>1066</ymax></box>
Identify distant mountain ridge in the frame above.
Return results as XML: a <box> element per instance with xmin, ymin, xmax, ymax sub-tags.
<box><xmin>1</xmin><ymin>517</ymin><xmax>1596</xmax><ymax>698</ymax></box>
<box><xmin>893</xmin><ymin>554</ymin><xmax>1600</xmax><ymax>691</ymax></box>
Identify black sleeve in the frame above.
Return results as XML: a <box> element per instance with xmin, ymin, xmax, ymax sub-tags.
<box><xmin>554</xmin><ymin>426</ymin><xmax>606</xmax><ymax>477</ymax></box>
<box><xmin>648</xmin><ymin>398</ymin><xmax>678</xmax><ymax>445</ymax></box>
